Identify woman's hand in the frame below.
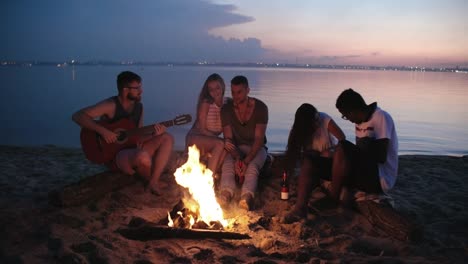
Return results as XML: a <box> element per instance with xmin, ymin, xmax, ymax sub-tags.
<box><xmin>224</xmin><ymin>139</ymin><xmax>236</xmax><ymax>152</ymax></box>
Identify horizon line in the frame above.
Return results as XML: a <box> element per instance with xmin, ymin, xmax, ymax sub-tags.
<box><xmin>1</xmin><ymin>60</ymin><xmax>467</xmax><ymax>72</ymax></box>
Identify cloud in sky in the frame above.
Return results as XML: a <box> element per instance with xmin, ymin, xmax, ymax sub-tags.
<box><xmin>2</xmin><ymin>0</ymin><xmax>467</xmax><ymax>66</ymax></box>
<box><xmin>1</xmin><ymin>0</ymin><xmax>265</xmax><ymax>62</ymax></box>
<box><xmin>210</xmin><ymin>0</ymin><xmax>468</xmax><ymax>66</ymax></box>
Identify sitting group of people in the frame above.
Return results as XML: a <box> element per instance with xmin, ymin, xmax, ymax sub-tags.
<box><xmin>185</xmin><ymin>73</ymin><xmax>268</xmax><ymax>210</ymax></box>
<box><xmin>72</xmin><ymin>70</ymin><xmax>398</xmax><ymax>220</ymax></box>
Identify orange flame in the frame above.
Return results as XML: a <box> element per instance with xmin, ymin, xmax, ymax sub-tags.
<box><xmin>173</xmin><ymin>145</ymin><xmax>228</xmax><ymax>227</ymax></box>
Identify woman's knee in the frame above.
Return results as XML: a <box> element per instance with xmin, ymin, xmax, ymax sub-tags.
<box><xmin>334</xmin><ymin>144</ymin><xmax>352</xmax><ymax>167</ymax></box>
<box><xmin>212</xmin><ymin>139</ymin><xmax>224</xmax><ymax>152</ymax></box>
<box><xmin>338</xmin><ymin>140</ymin><xmax>356</xmax><ymax>157</ymax></box>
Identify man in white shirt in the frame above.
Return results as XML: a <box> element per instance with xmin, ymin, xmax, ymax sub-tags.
<box><xmin>336</xmin><ymin>88</ymin><xmax>399</xmax><ymax>195</ymax></box>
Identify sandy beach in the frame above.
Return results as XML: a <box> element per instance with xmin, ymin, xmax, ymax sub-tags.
<box><xmin>0</xmin><ymin>145</ymin><xmax>467</xmax><ymax>263</ymax></box>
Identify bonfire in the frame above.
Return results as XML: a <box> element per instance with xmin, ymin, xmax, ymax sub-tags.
<box><xmin>170</xmin><ymin>145</ymin><xmax>228</xmax><ymax>229</ymax></box>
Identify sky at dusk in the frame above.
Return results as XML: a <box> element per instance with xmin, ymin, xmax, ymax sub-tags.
<box><xmin>1</xmin><ymin>0</ymin><xmax>467</xmax><ymax>67</ymax></box>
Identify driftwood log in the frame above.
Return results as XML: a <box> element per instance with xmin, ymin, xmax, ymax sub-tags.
<box><xmin>48</xmin><ymin>170</ymin><xmax>137</xmax><ymax>207</ymax></box>
<box><xmin>354</xmin><ymin>200</ymin><xmax>422</xmax><ymax>241</ymax></box>
<box><xmin>117</xmin><ymin>217</ymin><xmax>250</xmax><ymax>240</ymax></box>
<box><xmin>47</xmin><ymin>151</ymin><xmax>280</xmax><ymax>208</ymax></box>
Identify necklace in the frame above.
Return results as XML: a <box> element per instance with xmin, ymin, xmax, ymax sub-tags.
<box><xmin>235</xmin><ymin>97</ymin><xmax>251</xmax><ymax>126</ymax></box>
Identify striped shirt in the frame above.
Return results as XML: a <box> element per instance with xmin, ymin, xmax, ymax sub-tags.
<box><xmin>206</xmin><ymin>101</ymin><xmax>222</xmax><ymax>135</ymax></box>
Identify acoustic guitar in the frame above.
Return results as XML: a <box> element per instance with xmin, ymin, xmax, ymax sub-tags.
<box><xmin>80</xmin><ymin>114</ymin><xmax>192</xmax><ymax>164</ymax></box>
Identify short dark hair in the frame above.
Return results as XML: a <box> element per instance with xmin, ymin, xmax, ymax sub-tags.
<box><xmin>117</xmin><ymin>71</ymin><xmax>141</xmax><ymax>92</ymax></box>
<box><xmin>336</xmin><ymin>88</ymin><xmax>367</xmax><ymax>112</ymax></box>
<box><xmin>231</xmin><ymin>75</ymin><xmax>249</xmax><ymax>87</ymax></box>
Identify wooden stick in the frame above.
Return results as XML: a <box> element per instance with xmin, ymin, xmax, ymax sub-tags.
<box><xmin>117</xmin><ymin>220</ymin><xmax>250</xmax><ymax>240</ymax></box>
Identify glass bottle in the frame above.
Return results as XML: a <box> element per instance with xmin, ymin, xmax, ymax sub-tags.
<box><xmin>281</xmin><ymin>171</ymin><xmax>289</xmax><ymax>200</ymax></box>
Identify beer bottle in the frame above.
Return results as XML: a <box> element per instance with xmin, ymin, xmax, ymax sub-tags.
<box><xmin>281</xmin><ymin>171</ymin><xmax>289</xmax><ymax>200</ymax></box>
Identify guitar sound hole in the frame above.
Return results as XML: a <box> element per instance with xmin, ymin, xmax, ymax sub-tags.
<box><xmin>117</xmin><ymin>132</ymin><xmax>127</xmax><ymax>142</ymax></box>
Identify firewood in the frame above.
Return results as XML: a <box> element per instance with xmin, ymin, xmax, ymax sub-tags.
<box><xmin>355</xmin><ymin>200</ymin><xmax>422</xmax><ymax>241</ymax></box>
<box><xmin>117</xmin><ymin>218</ymin><xmax>250</xmax><ymax>240</ymax></box>
<box><xmin>48</xmin><ymin>171</ymin><xmax>137</xmax><ymax>207</ymax></box>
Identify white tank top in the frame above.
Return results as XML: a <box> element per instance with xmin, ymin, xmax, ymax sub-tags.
<box><xmin>310</xmin><ymin>112</ymin><xmax>337</xmax><ymax>155</ymax></box>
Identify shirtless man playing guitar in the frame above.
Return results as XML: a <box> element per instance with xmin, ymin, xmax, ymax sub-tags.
<box><xmin>72</xmin><ymin>71</ymin><xmax>174</xmax><ymax>195</ymax></box>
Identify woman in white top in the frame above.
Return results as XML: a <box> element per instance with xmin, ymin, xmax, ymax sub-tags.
<box><xmin>186</xmin><ymin>73</ymin><xmax>227</xmax><ymax>178</ymax></box>
<box><xmin>284</xmin><ymin>103</ymin><xmax>346</xmax><ymax>223</ymax></box>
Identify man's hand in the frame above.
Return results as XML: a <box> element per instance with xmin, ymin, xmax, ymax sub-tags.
<box><xmin>235</xmin><ymin>159</ymin><xmax>246</xmax><ymax>177</ymax></box>
<box><xmin>100</xmin><ymin>129</ymin><xmax>118</xmax><ymax>144</ymax></box>
<box><xmin>235</xmin><ymin>159</ymin><xmax>246</xmax><ymax>185</ymax></box>
<box><xmin>153</xmin><ymin>123</ymin><xmax>167</xmax><ymax>136</ymax></box>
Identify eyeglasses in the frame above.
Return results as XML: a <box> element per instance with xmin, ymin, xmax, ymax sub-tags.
<box><xmin>126</xmin><ymin>86</ymin><xmax>141</xmax><ymax>90</ymax></box>
<box><xmin>341</xmin><ymin>111</ymin><xmax>351</xmax><ymax>120</ymax></box>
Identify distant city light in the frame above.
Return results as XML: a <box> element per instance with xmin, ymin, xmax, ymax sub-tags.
<box><xmin>1</xmin><ymin>60</ymin><xmax>466</xmax><ymax>73</ymax></box>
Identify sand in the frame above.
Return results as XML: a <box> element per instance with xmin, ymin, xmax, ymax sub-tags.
<box><xmin>0</xmin><ymin>145</ymin><xmax>467</xmax><ymax>263</ymax></box>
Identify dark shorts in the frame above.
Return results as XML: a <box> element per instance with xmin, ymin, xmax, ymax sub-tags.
<box><xmin>105</xmin><ymin>159</ymin><xmax>120</xmax><ymax>172</ymax></box>
<box><xmin>341</xmin><ymin>140</ymin><xmax>382</xmax><ymax>193</ymax></box>
<box><xmin>303</xmin><ymin>151</ymin><xmax>333</xmax><ymax>181</ymax></box>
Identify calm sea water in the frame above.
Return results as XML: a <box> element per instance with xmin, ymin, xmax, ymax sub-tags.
<box><xmin>1</xmin><ymin>65</ymin><xmax>467</xmax><ymax>156</ymax></box>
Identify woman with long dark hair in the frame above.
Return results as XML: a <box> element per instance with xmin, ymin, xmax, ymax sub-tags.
<box><xmin>284</xmin><ymin>103</ymin><xmax>346</xmax><ymax>223</ymax></box>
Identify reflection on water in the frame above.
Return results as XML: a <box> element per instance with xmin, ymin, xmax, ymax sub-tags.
<box><xmin>1</xmin><ymin>65</ymin><xmax>467</xmax><ymax>156</ymax></box>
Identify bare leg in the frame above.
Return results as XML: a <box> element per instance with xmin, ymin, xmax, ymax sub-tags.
<box><xmin>115</xmin><ymin>149</ymin><xmax>152</xmax><ymax>179</ymax></box>
<box><xmin>213</xmin><ymin>149</ymin><xmax>227</xmax><ymax>176</ymax></box>
<box><xmin>186</xmin><ymin>134</ymin><xmax>224</xmax><ymax>175</ymax></box>
<box><xmin>330</xmin><ymin>144</ymin><xmax>349</xmax><ymax>201</ymax></box>
<box><xmin>142</xmin><ymin>133</ymin><xmax>174</xmax><ymax>194</ymax></box>
<box><xmin>283</xmin><ymin>157</ymin><xmax>320</xmax><ymax>223</ymax></box>
<box><xmin>207</xmin><ymin>140</ymin><xmax>225</xmax><ymax>175</ymax></box>
<box><xmin>134</xmin><ymin>152</ymin><xmax>152</xmax><ymax>179</ymax></box>
<box><xmin>293</xmin><ymin>158</ymin><xmax>320</xmax><ymax>213</ymax></box>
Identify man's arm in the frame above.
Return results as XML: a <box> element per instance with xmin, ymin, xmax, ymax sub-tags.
<box><xmin>71</xmin><ymin>99</ymin><xmax>117</xmax><ymax>143</ymax></box>
<box><xmin>222</xmin><ymin>124</ymin><xmax>241</xmax><ymax>160</ymax></box>
<box><xmin>372</xmin><ymin>110</ymin><xmax>393</xmax><ymax>163</ymax></box>
<box><xmin>243</xmin><ymin>123</ymin><xmax>267</xmax><ymax>165</ymax></box>
<box><xmin>372</xmin><ymin>138</ymin><xmax>389</xmax><ymax>163</ymax></box>
<box><xmin>244</xmin><ymin>101</ymin><xmax>268</xmax><ymax>165</ymax></box>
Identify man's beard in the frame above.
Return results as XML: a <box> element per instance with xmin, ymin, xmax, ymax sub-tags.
<box><xmin>234</xmin><ymin>96</ymin><xmax>247</xmax><ymax>106</ymax></box>
<box><xmin>127</xmin><ymin>94</ymin><xmax>141</xmax><ymax>102</ymax></box>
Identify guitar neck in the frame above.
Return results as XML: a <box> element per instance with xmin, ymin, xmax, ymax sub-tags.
<box><xmin>128</xmin><ymin>119</ymin><xmax>175</xmax><ymax>137</ymax></box>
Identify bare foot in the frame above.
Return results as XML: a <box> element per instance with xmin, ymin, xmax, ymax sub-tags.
<box><xmin>282</xmin><ymin>208</ymin><xmax>307</xmax><ymax>224</ymax></box>
<box><xmin>238</xmin><ymin>193</ymin><xmax>254</xmax><ymax>211</ymax></box>
<box><xmin>217</xmin><ymin>190</ymin><xmax>232</xmax><ymax>208</ymax></box>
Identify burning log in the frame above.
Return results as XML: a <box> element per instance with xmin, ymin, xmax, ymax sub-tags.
<box><xmin>172</xmin><ymin>146</ymin><xmax>229</xmax><ymax>228</ymax></box>
<box><xmin>116</xmin><ymin>217</ymin><xmax>250</xmax><ymax>240</ymax></box>
<box><xmin>48</xmin><ymin>171</ymin><xmax>136</xmax><ymax>207</ymax></box>
<box><xmin>157</xmin><ymin>200</ymin><xmax>224</xmax><ymax>230</ymax></box>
